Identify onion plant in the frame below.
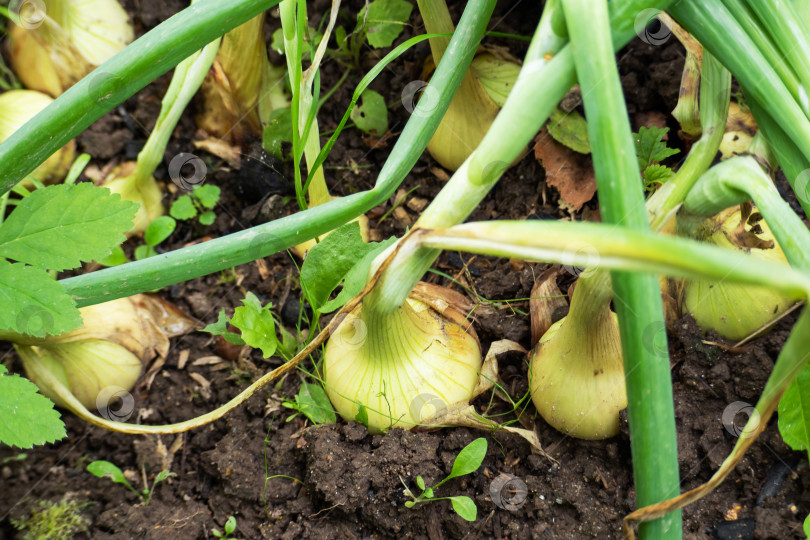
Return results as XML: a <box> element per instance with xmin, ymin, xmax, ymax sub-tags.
<box><xmin>5</xmin><ymin>0</ymin><xmax>810</xmax><ymax>538</ymax></box>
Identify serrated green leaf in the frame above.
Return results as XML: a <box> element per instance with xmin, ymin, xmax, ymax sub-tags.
<box><xmin>262</xmin><ymin>108</ymin><xmax>293</xmax><ymax>160</ymax></box>
<box><xmin>360</xmin><ymin>0</ymin><xmax>413</xmax><ymax>48</ymax></box>
<box><xmin>447</xmin><ymin>438</ymin><xmax>487</xmax><ymax>480</ymax></box>
<box><xmin>634</xmin><ymin>126</ymin><xmax>680</xmax><ymax>170</ymax></box>
<box><xmin>170</xmin><ymin>195</ymin><xmax>198</xmax><ymax>220</ymax></box>
<box><xmin>350</xmin><ymin>89</ymin><xmax>388</xmax><ymax>136</ymax></box>
<box><xmin>0</xmin><ymin>183</ymin><xmax>137</xmax><ymax>271</ymax></box>
<box><xmin>202</xmin><ymin>309</ymin><xmax>245</xmax><ymax>346</ymax></box>
<box><xmin>230</xmin><ymin>292</ymin><xmax>278</xmax><ymax>358</ymax></box>
<box><xmin>301</xmin><ymin>222</ymin><xmax>396</xmax><ymax>313</ymax></box>
<box><xmin>0</xmin><ymin>260</ymin><xmax>80</xmax><ymax>337</ymax></box>
<box><xmin>642</xmin><ymin>163</ymin><xmax>675</xmax><ymax>193</ymax></box>
<box><xmin>0</xmin><ymin>365</ymin><xmax>66</xmax><ymax>449</ymax></box>
<box><xmin>194</xmin><ymin>185</ymin><xmax>221</xmax><ymax>209</ymax></box>
<box><xmin>198</xmin><ymin>210</ymin><xmax>216</xmax><ymax>226</ymax></box>
<box><xmin>282</xmin><ymin>382</ymin><xmax>336</xmax><ymax>424</ymax></box>
<box><xmin>778</xmin><ymin>364</ymin><xmax>810</xmax><ymax>461</ymax></box>
<box><xmin>548</xmin><ymin>107</ymin><xmax>590</xmax><ymax>154</ymax></box>
<box><xmin>449</xmin><ymin>496</ymin><xmax>477</xmax><ymax>521</ymax></box>
<box><xmin>144</xmin><ymin>216</ymin><xmax>176</xmax><ymax>247</ymax></box>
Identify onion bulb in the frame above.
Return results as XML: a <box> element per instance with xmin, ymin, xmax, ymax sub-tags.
<box><xmin>9</xmin><ymin>294</ymin><xmax>195</xmax><ymax>410</ymax></box>
<box><xmin>0</xmin><ymin>89</ymin><xmax>75</xmax><ymax>185</ymax></box>
<box><xmin>681</xmin><ymin>206</ymin><xmax>795</xmax><ymax>340</ymax></box>
<box><xmin>97</xmin><ymin>161</ymin><xmax>164</xmax><ymax>235</ymax></box>
<box><xmin>417</xmin><ymin>0</ymin><xmax>520</xmax><ymax>171</ymax></box>
<box><xmin>7</xmin><ymin>0</ymin><xmax>134</xmax><ymax>97</ymax></box>
<box><xmin>195</xmin><ymin>13</ymin><xmax>288</xmax><ymax>143</ymax></box>
<box><xmin>529</xmin><ymin>272</ymin><xmax>626</xmax><ymax>440</ymax></box>
<box><xmin>324</xmin><ymin>284</ymin><xmax>481</xmax><ymax>432</ymax></box>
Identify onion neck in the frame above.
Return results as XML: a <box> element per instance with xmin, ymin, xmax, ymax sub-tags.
<box><xmin>559</xmin><ymin>270</ymin><xmax>614</xmax><ymax>338</ymax></box>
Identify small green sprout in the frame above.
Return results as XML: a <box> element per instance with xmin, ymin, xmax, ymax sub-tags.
<box><xmin>212</xmin><ymin>515</ymin><xmax>238</xmax><ymax>539</ymax></box>
<box><xmin>402</xmin><ymin>437</ymin><xmax>487</xmax><ymax>521</ymax></box>
<box><xmin>282</xmin><ymin>382</ymin><xmax>336</xmax><ymax>424</ymax></box>
<box><xmin>86</xmin><ymin>460</ymin><xmax>175</xmax><ymax>505</ymax></box>
<box><xmin>170</xmin><ymin>184</ymin><xmax>221</xmax><ymax>225</ymax></box>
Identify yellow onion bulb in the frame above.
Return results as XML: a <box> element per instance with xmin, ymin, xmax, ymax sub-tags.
<box><xmin>470</xmin><ymin>52</ymin><xmax>521</xmax><ymax>107</ymax></box>
<box><xmin>530</xmin><ymin>299</ymin><xmax>626</xmax><ymax>440</ymax></box>
<box><xmin>17</xmin><ymin>340</ymin><xmax>142</xmax><ymax>409</ymax></box>
<box><xmin>0</xmin><ymin>89</ymin><xmax>75</xmax><ymax>185</ymax></box>
<box><xmin>98</xmin><ymin>162</ymin><xmax>164</xmax><ymax>235</ymax></box>
<box><xmin>324</xmin><ymin>292</ymin><xmax>481</xmax><ymax>432</ymax></box>
<box><xmin>682</xmin><ymin>207</ymin><xmax>796</xmax><ymax>340</ymax></box>
<box><xmin>8</xmin><ymin>0</ymin><xmax>134</xmax><ymax>97</ymax></box>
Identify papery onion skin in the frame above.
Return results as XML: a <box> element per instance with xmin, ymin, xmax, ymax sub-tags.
<box><xmin>324</xmin><ymin>296</ymin><xmax>481</xmax><ymax>432</ymax></box>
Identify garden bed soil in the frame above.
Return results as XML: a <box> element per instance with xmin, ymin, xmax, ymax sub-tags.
<box><xmin>1</xmin><ymin>1</ymin><xmax>808</xmax><ymax>539</ymax></box>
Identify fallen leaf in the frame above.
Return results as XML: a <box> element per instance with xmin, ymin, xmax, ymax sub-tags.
<box><xmin>534</xmin><ymin>127</ymin><xmax>596</xmax><ymax>211</ymax></box>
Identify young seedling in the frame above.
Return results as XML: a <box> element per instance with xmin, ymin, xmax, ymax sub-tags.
<box><xmin>86</xmin><ymin>460</ymin><xmax>175</xmax><ymax>505</ymax></box>
<box><xmin>402</xmin><ymin>437</ymin><xmax>487</xmax><ymax>522</ymax></box>
<box><xmin>333</xmin><ymin>0</ymin><xmax>413</xmax><ymax>67</ymax></box>
<box><xmin>212</xmin><ymin>516</ymin><xmax>238</xmax><ymax>540</ymax></box>
<box><xmin>169</xmin><ymin>184</ymin><xmax>221</xmax><ymax>226</ymax></box>
<box><xmin>282</xmin><ymin>382</ymin><xmax>336</xmax><ymax>424</ymax></box>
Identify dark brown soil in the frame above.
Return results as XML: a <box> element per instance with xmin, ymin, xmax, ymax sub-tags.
<box><xmin>1</xmin><ymin>2</ymin><xmax>807</xmax><ymax>539</ymax></box>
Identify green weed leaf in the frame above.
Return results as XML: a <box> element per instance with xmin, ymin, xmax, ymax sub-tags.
<box><xmin>144</xmin><ymin>216</ymin><xmax>176</xmax><ymax>247</ymax></box>
<box><xmin>170</xmin><ymin>195</ymin><xmax>197</xmax><ymax>220</ymax></box>
<box><xmin>301</xmin><ymin>221</ymin><xmax>395</xmax><ymax>313</ymax></box>
<box><xmin>547</xmin><ymin>107</ymin><xmax>590</xmax><ymax>154</ymax></box>
<box><xmin>0</xmin><ymin>183</ymin><xmax>137</xmax><ymax>271</ymax></box>
<box><xmin>778</xmin><ymin>364</ymin><xmax>810</xmax><ymax>461</ymax></box>
<box><xmin>194</xmin><ymin>185</ymin><xmax>220</xmax><ymax>209</ymax></box>
<box><xmin>229</xmin><ymin>293</ymin><xmax>278</xmax><ymax>358</ymax></box>
<box><xmin>0</xmin><ymin>260</ymin><xmax>80</xmax><ymax>337</ymax></box>
<box><xmin>0</xmin><ymin>365</ymin><xmax>65</xmax><ymax>448</ymax></box>
<box><xmin>447</xmin><ymin>437</ymin><xmax>487</xmax><ymax>480</ymax></box>
<box><xmin>86</xmin><ymin>460</ymin><xmax>130</xmax><ymax>486</ymax></box>
<box><xmin>360</xmin><ymin>0</ymin><xmax>413</xmax><ymax>48</ymax></box>
<box><xmin>354</xmin><ymin>401</ymin><xmax>369</xmax><ymax>426</ymax></box>
<box><xmin>350</xmin><ymin>89</ymin><xmax>388</xmax><ymax>136</ymax></box>
<box><xmin>202</xmin><ymin>310</ymin><xmax>245</xmax><ymax>346</ymax></box>
<box><xmin>283</xmin><ymin>382</ymin><xmax>336</xmax><ymax>424</ymax></box>
<box><xmin>97</xmin><ymin>245</ymin><xmax>129</xmax><ymax>267</ymax></box>
<box><xmin>633</xmin><ymin>126</ymin><xmax>680</xmax><ymax>170</ymax></box>
<box><xmin>198</xmin><ymin>210</ymin><xmax>216</xmax><ymax>226</ymax></box>
<box><xmin>449</xmin><ymin>496</ymin><xmax>477</xmax><ymax>521</ymax></box>
<box><xmin>263</xmin><ymin>108</ymin><xmax>293</xmax><ymax>160</ymax></box>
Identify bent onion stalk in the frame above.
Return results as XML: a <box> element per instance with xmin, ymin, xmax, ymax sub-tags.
<box><xmin>101</xmin><ymin>21</ymin><xmax>220</xmax><ymax>235</ymax></box>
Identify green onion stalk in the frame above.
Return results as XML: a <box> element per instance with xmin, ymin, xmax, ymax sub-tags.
<box><xmin>278</xmin><ymin>0</ymin><xmax>369</xmax><ymax>257</ymax></box>
<box><xmin>101</xmin><ymin>26</ymin><xmax>220</xmax><ymax>235</ymax></box>
<box><xmin>527</xmin><ymin>50</ymin><xmax>729</xmax><ymax>443</ymax></box>
<box><xmin>669</xmin><ymin>0</ymin><xmax>810</xmax><ymax>217</ymax></box>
